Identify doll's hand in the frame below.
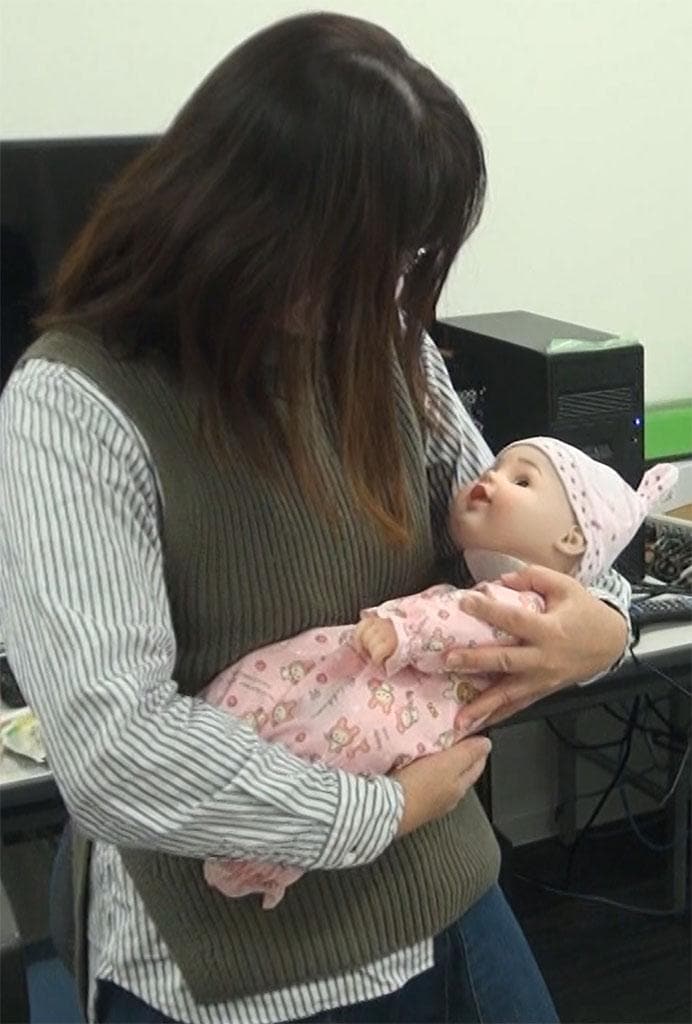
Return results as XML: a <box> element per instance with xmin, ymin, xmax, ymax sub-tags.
<box><xmin>354</xmin><ymin>616</ymin><xmax>397</xmax><ymax>667</ymax></box>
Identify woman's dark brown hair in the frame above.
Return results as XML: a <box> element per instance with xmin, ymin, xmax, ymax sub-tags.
<box><xmin>41</xmin><ymin>12</ymin><xmax>486</xmax><ymax>544</ymax></box>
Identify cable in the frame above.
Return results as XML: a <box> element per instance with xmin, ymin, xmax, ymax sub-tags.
<box><xmin>642</xmin><ymin>722</ymin><xmax>671</xmax><ymax>772</ymax></box>
<box><xmin>554</xmin><ymin>766</ymin><xmax>671</xmax><ymax>822</ymax></box>
<box><xmin>603</xmin><ymin>707</ymin><xmax>682</xmax><ymax>743</ymax></box>
<box><xmin>655</xmin><ymin>743</ymin><xmax>691</xmax><ymax>810</ymax></box>
<box><xmin>553</xmin><ymin>757</ymin><xmax>674</xmax><ymax>823</ymax></box>
<box><xmin>628</xmin><ymin>645</ymin><xmax>692</xmax><ymax>699</ymax></box>
<box><xmin>545</xmin><ymin>718</ymin><xmax>628</xmax><ymax>752</ymax></box>
<box><xmin>519</xmin><ymin>639</ymin><xmax>691</xmax><ymax>910</ymax></box>
<box><xmin>555</xmin><ymin>698</ymin><xmax>691</xmax><ymax>856</ymax></box>
<box><xmin>514</xmin><ymin>872</ymin><xmax>686</xmax><ymax>918</ymax></box>
<box><xmin>602</xmin><ymin>702</ymin><xmax>689</xmax><ymax>747</ymax></box>
<box><xmin>617</xmin><ymin>742</ymin><xmax>691</xmax><ymax>852</ymax></box>
<box><xmin>644</xmin><ymin>694</ymin><xmax>688</xmax><ymax>735</ymax></box>
<box><xmin>564</xmin><ymin>697</ymin><xmax>639</xmax><ymax>887</ymax></box>
<box><xmin>619</xmin><ymin>790</ymin><xmax>680</xmax><ymax>853</ymax></box>
<box><xmin>555</xmin><ymin>779</ymin><xmax>632</xmax><ymax>820</ymax></box>
<box><xmin>547</xmin><ymin>701</ymin><xmax>687</xmax><ymax>754</ymax></box>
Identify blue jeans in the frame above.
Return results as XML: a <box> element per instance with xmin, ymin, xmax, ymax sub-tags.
<box><xmin>96</xmin><ymin>883</ymin><xmax>558</xmax><ymax>1023</ymax></box>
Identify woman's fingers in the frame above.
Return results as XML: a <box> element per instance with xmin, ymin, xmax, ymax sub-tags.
<box><xmin>393</xmin><ymin>736</ymin><xmax>491</xmax><ymax>836</ymax></box>
<box><xmin>444</xmin><ymin>591</ymin><xmax>545</xmax><ymax>673</ymax></box>
<box><xmin>454</xmin><ymin>680</ymin><xmax>539</xmax><ymax>734</ymax></box>
<box><xmin>446</xmin><ymin>639</ymin><xmax>539</xmax><ymax>676</ymax></box>
<box><xmin>500</xmin><ymin>564</ymin><xmax>573</xmax><ymax>605</ymax></box>
<box><xmin>456</xmin><ymin>746</ymin><xmax>491</xmax><ymax>789</ymax></box>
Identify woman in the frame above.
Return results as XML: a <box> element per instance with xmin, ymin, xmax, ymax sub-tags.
<box><xmin>0</xmin><ymin>13</ymin><xmax>629</xmax><ymax>1024</ymax></box>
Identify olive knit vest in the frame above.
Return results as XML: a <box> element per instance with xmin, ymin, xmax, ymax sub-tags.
<box><xmin>22</xmin><ymin>330</ymin><xmax>500</xmax><ymax>1006</ymax></box>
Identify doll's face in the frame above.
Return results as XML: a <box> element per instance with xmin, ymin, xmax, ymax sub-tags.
<box><xmin>450</xmin><ymin>444</ymin><xmax>585</xmax><ymax>571</ymax></box>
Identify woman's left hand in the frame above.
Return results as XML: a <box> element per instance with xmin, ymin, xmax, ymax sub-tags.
<box><xmin>447</xmin><ymin>564</ymin><xmax>629</xmax><ymax>734</ymax></box>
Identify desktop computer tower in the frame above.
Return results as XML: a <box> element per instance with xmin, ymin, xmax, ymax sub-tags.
<box><xmin>432</xmin><ymin>311</ymin><xmax>645</xmax><ymax>581</ymax></box>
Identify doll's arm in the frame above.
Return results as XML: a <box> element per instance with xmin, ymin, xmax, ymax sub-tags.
<box><xmin>358</xmin><ymin>583</ymin><xmax>512</xmax><ymax>676</ymax></box>
<box><xmin>357</xmin><ymin>585</ymin><xmax>455</xmax><ymax>674</ymax></box>
<box><xmin>360</xmin><ymin>582</ymin><xmax>545</xmax><ymax>677</ymax></box>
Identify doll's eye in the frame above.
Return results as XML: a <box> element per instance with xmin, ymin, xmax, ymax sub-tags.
<box><xmin>514</xmin><ymin>477</ymin><xmax>530</xmax><ymax>487</ymax></box>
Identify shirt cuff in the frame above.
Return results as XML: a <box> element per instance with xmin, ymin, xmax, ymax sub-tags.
<box><xmin>577</xmin><ymin>589</ymin><xmax>633</xmax><ymax>687</ymax></box>
<box><xmin>312</xmin><ymin>770</ymin><xmax>404</xmax><ymax>871</ymax></box>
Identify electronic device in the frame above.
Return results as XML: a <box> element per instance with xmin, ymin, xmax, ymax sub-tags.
<box><xmin>1</xmin><ymin>135</ymin><xmax>153</xmax><ymax>389</ymax></box>
<box><xmin>432</xmin><ymin>311</ymin><xmax>645</xmax><ymax>581</ymax></box>
<box><xmin>629</xmin><ymin>592</ymin><xmax>692</xmax><ymax>628</ymax></box>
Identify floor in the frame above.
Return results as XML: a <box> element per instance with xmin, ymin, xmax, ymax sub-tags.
<box><xmin>506</xmin><ymin>813</ymin><xmax>691</xmax><ymax>1024</ymax></box>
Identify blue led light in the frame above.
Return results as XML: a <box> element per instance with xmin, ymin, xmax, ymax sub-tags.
<box><xmin>633</xmin><ymin>416</ymin><xmax>642</xmax><ymax>428</ymax></box>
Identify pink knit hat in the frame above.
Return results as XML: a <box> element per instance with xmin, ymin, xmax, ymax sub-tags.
<box><xmin>500</xmin><ymin>437</ymin><xmax>679</xmax><ymax>584</ymax></box>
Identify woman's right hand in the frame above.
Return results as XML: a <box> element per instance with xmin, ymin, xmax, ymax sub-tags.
<box><xmin>393</xmin><ymin>736</ymin><xmax>491</xmax><ymax>837</ymax></box>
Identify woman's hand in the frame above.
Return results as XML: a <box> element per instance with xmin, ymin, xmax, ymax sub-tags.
<box><xmin>393</xmin><ymin>736</ymin><xmax>491</xmax><ymax>836</ymax></box>
<box><xmin>446</xmin><ymin>565</ymin><xmax>629</xmax><ymax>734</ymax></box>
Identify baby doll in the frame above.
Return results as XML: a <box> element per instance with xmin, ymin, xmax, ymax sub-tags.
<box><xmin>201</xmin><ymin>437</ymin><xmax>677</xmax><ymax>907</ymax></box>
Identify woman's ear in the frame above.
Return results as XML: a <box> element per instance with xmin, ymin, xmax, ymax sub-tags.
<box><xmin>555</xmin><ymin>524</ymin><xmax>587</xmax><ymax>557</ymax></box>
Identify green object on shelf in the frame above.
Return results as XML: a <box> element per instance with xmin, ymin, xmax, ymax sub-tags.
<box><xmin>547</xmin><ymin>335</ymin><xmax>636</xmax><ymax>354</ymax></box>
<box><xmin>645</xmin><ymin>402</ymin><xmax>692</xmax><ymax>459</ymax></box>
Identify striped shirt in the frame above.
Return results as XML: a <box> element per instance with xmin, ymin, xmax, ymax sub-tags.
<box><xmin>0</xmin><ymin>336</ymin><xmax>630</xmax><ymax>1023</ymax></box>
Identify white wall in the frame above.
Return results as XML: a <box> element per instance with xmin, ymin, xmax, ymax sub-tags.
<box><xmin>2</xmin><ymin>0</ymin><xmax>692</xmax><ymax>404</ymax></box>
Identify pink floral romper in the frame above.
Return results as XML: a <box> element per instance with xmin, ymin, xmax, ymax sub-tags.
<box><xmin>201</xmin><ymin>581</ymin><xmax>544</xmax><ymax>907</ymax></box>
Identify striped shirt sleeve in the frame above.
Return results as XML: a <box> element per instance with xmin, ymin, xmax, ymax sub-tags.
<box><xmin>419</xmin><ymin>333</ymin><xmax>632</xmax><ymax>647</ymax></box>
<box><xmin>0</xmin><ymin>360</ymin><xmax>402</xmax><ymax>867</ymax></box>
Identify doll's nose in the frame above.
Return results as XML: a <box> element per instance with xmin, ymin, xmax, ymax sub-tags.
<box><xmin>469</xmin><ymin>482</ymin><xmax>490</xmax><ymax>502</ymax></box>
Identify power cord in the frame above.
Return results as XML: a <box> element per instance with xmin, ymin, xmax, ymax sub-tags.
<box><xmin>648</xmin><ymin>743</ymin><xmax>691</xmax><ymax>811</ymax></box>
<box><xmin>563</xmin><ymin>697</ymin><xmax>640</xmax><ymax>887</ymax></box>
<box><xmin>512</xmin><ymin>613</ymin><xmax>691</xmax><ymax>918</ymax></box>
<box><xmin>618</xmin><ymin>736</ymin><xmax>691</xmax><ymax>852</ymax></box>
<box><xmin>545</xmin><ymin>718</ymin><xmax>630</xmax><ymax>752</ymax></box>
<box><xmin>514</xmin><ymin>872</ymin><xmax>687</xmax><ymax>918</ymax></box>
<box><xmin>644</xmin><ymin>694</ymin><xmax>683</xmax><ymax>732</ymax></box>
<box><xmin>642</xmin><ymin>722</ymin><xmax>676</xmax><ymax>771</ymax></box>
<box><xmin>543</xmin><ymin>692</ymin><xmax>691</xmax><ymax>912</ymax></box>
<box><xmin>628</xmin><ymin>644</ymin><xmax>692</xmax><ymax>699</ymax></box>
<box><xmin>619</xmin><ymin>789</ymin><xmax>684</xmax><ymax>854</ymax></box>
<box><xmin>551</xmin><ymin>698</ymin><xmax>689</xmax><ymax>844</ymax></box>
<box><xmin>601</xmin><ymin>704</ymin><xmax>688</xmax><ymax>753</ymax></box>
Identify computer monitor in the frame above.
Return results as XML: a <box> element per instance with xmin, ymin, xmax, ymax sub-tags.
<box><xmin>1</xmin><ymin>135</ymin><xmax>154</xmax><ymax>389</ymax></box>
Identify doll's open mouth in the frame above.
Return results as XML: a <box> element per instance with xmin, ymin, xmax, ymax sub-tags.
<box><xmin>468</xmin><ymin>483</ymin><xmax>490</xmax><ymax>504</ymax></box>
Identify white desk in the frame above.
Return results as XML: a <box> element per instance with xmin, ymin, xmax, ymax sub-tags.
<box><xmin>628</xmin><ymin>619</ymin><xmax>692</xmax><ymax>660</ymax></box>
